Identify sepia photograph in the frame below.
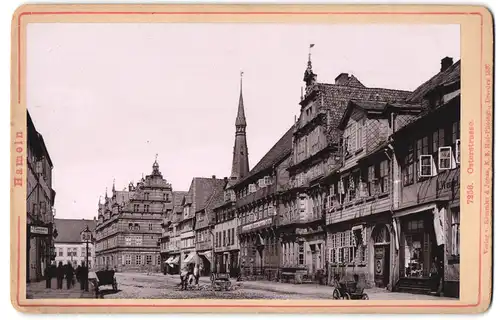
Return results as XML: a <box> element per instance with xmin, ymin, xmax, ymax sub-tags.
<box><xmin>23</xmin><ymin>21</ymin><xmax>463</xmax><ymax>302</ymax></box>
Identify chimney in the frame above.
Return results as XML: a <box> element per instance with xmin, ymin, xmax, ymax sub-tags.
<box><xmin>335</xmin><ymin>73</ymin><xmax>350</xmax><ymax>85</ymax></box>
<box><xmin>441</xmin><ymin>57</ymin><xmax>453</xmax><ymax>72</ymax></box>
<box><xmin>212</xmin><ymin>175</ymin><xmax>216</xmax><ymax>179</ymax></box>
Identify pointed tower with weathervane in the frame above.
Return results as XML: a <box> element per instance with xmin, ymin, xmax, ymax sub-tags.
<box><xmin>229</xmin><ymin>71</ymin><xmax>250</xmax><ymax>183</ymax></box>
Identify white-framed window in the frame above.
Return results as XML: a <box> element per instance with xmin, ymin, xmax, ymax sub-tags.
<box><xmin>438</xmin><ymin>146</ymin><xmax>454</xmax><ymax>170</ymax></box>
<box><xmin>249</xmin><ymin>184</ymin><xmax>257</xmax><ymax>193</ymax></box>
<box><xmin>451</xmin><ymin>210</ymin><xmax>460</xmax><ymax>256</ymax></box>
<box><xmin>258</xmin><ymin>179</ymin><xmax>266</xmax><ymax>188</ymax></box>
<box><xmin>419</xmin><ymin>155</ymin><xmax>435</xmax><ymax>177</ymax></box>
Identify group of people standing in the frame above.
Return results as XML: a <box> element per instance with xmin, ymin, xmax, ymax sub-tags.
<box><xmin>45</xmin><ymin>261</ymin><xmax>89</xmax><ymax>290</ymax></box>
<box><xmin>179</xmin><ymin>263</ymin><xmax>200</xmax><ymax>290</ymax></box>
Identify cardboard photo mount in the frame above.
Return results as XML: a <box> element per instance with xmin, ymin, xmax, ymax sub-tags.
<box><xmin>10</xmin><ymin>4</ymin><xmax>493</xmax><ymax>314</ymax></box>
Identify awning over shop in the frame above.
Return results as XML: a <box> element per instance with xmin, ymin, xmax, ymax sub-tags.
<box><xmin>165</xmin><ymin>257</ymin><xmax>174</xmax><ymax>264</ymax></box>
<box><xmin>183</xmin><ymin>252</ymin><xmax>196</xmax><ymax>264</ymax></box>
<box><xmin>171</xmin><ymin>256</ymin><xmax>180</xmax><ymax>265</ymax></box>
<box><xmin>393</xmin><ymin>203</ymin><xmax>437</xmax><ymax>218</ymax></box>
<box><xmin>199</xmin><ymin>251</ymin><xmax>212</xmax><ymax>261</ymax></box>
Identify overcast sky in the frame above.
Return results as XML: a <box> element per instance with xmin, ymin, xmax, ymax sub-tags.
<box><xmin>27</xmin><ymin>23</ymin><xmax>460</xmax><ymax>219</ymax></box>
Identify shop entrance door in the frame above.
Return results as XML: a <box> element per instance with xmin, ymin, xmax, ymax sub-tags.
<box><xmin>373</xmin><ymin>224</ymin><xmax>391</xmax><ymax>288</ymax></box>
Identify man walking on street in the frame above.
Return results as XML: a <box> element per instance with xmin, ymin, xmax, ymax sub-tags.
<box><xmin>180</xmin><ymin>264</ymin><xmax>189</xmax><ymax>290</ymax></box>
<box><xmin>56</xmin><ymin>262</ymin><xmax>64</xmax><ymax>289</ymax></box>
<box><xmin>65</xmin><ymin>262</ymin><xmax>74</xmax><ymax>289</ymax></box>
<box><xmin>44</xmin><ymin>264</ymin><xmax>52</xmax><ymax>288</ymax></box>
<box><xmin>193</xmin><ymin>264</ymin><xmax>200</xmax><ymax>286</ymax></box>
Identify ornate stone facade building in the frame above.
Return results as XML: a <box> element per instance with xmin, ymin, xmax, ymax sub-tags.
<box><xmin>95</xmin><ymin>159</ymin><xmax>175</xmax><ymax>272</ymax></box>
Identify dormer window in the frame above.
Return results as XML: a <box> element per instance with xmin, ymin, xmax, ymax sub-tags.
<box><xmin>344</xmin><ymin>118</ymin><xmax>365</xmax><ymax>154</ymax></box>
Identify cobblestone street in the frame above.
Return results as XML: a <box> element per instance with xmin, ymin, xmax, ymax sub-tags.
<box><xmin>98</xmin><ymin>273</ymin><xmax>458</xmax><ymax>300</ymax></box>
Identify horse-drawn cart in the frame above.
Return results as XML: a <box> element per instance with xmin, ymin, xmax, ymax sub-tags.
<box><xmin>89</xmin><ymin>270</ymin><xmax>118</xmax><ymax>298</ymax></box>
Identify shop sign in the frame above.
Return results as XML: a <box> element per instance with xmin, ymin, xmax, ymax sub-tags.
<box><xmin>241</xmin><ymin>217</ymin><xmax>272</xmax><ymax>232</ymax></box>
<box><xmin>30</xmin><ymin>225</ymin><xmax>49</xmax><ymax>235</ymax></box>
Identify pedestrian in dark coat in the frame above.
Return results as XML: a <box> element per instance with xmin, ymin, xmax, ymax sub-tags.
<box><xmin>65</xmin><ymin>262</ymin><xmax>74</xmax><ymax>289</ymax></box>
<box><xmin>44</xmin><ymin>264</ymin><xmax>52</xmax><ymax>288</ymax></box>
<box><xmin>79</xmin><ymin>262</ymin><xmax>88</xmax><ymax>291</ymax></box>
<box><xmin>56</xmin><ymin>262</ymin><xmax>64</xmax><ymax>289</ymax></box>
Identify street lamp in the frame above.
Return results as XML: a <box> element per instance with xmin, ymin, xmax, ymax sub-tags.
<box><xmin>81</xmin><ymin>225</ymin><xmax>92</xmax><ymax>292</ymax></box>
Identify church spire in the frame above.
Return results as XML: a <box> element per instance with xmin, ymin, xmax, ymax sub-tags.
<box><xmin>112</xmin><ymin>178</ymin><xmax>116</xmax><ymax>193</ymax></box>
<box><xmin>235</xmin><ymin>71</ymin><xmax>247</xmax><ymax>127</ymax></box>
<box><xmin>230</xmin><ymin>71</ymin><xmax>250</xmax><ymax>181</ymax></box>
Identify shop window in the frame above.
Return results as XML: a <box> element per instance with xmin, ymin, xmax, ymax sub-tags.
<box><xmin>451</xmin><ymin>210</ymin><xmax>460</xmax><ymax>256</ymax></box>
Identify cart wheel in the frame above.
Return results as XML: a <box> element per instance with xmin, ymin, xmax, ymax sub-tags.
<box><xmin>345</xmin><ymin>293</ymin><xmax>351</xmax><ymax>300</ymax></box>
<box><xmin>332</xmin><ymin>289</ymin><xmax>341</xmax><ymax>300</ymax></box>
<box><xmin>362</xmin><ymin>294</ymin><xmax>369</xmax><ymax>300</ymax></box>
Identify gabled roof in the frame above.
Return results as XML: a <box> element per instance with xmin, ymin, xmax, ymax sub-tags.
<box><xmin>338</xmin><ymin>100</ymin><xmax>422</xmax><ymax>129</ymax></box>
<box><xmin>27</xmin><ymin>110</ymin><xmax>54</xmax><ymax>168</ymax></box>
<box><xmin>406</xmin><ymin>60</ymin><xmax>461</xmax><ymax>103</ymax></box>
<box><xmin>318</xmin><ymin>82</ymin><xmax>411</xmax><ymax>142</ymax></box>
<box><xmin>185</xmin><ymin>177</ymin><xmax>226</xmax><ymax>211</ymax></box>
<box><xmin>54</xmin><ymin>219</ymin><xmax>96</xmax><ymax>244</ymax></box>
<box><xmin>173</xmin><ymin>191</ymin><xmax>187</xmax><ymax>213</ymax></box>
<box><xmin>234</xmin><ymin>125</ymin><xmax>295</xmax><ymax>188</ymax></box>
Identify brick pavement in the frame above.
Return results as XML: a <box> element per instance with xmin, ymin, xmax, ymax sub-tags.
<box><xmin>26</xmin><ymin>278</ymin><xmax>95</xmax><ymax>299</ymax></box>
